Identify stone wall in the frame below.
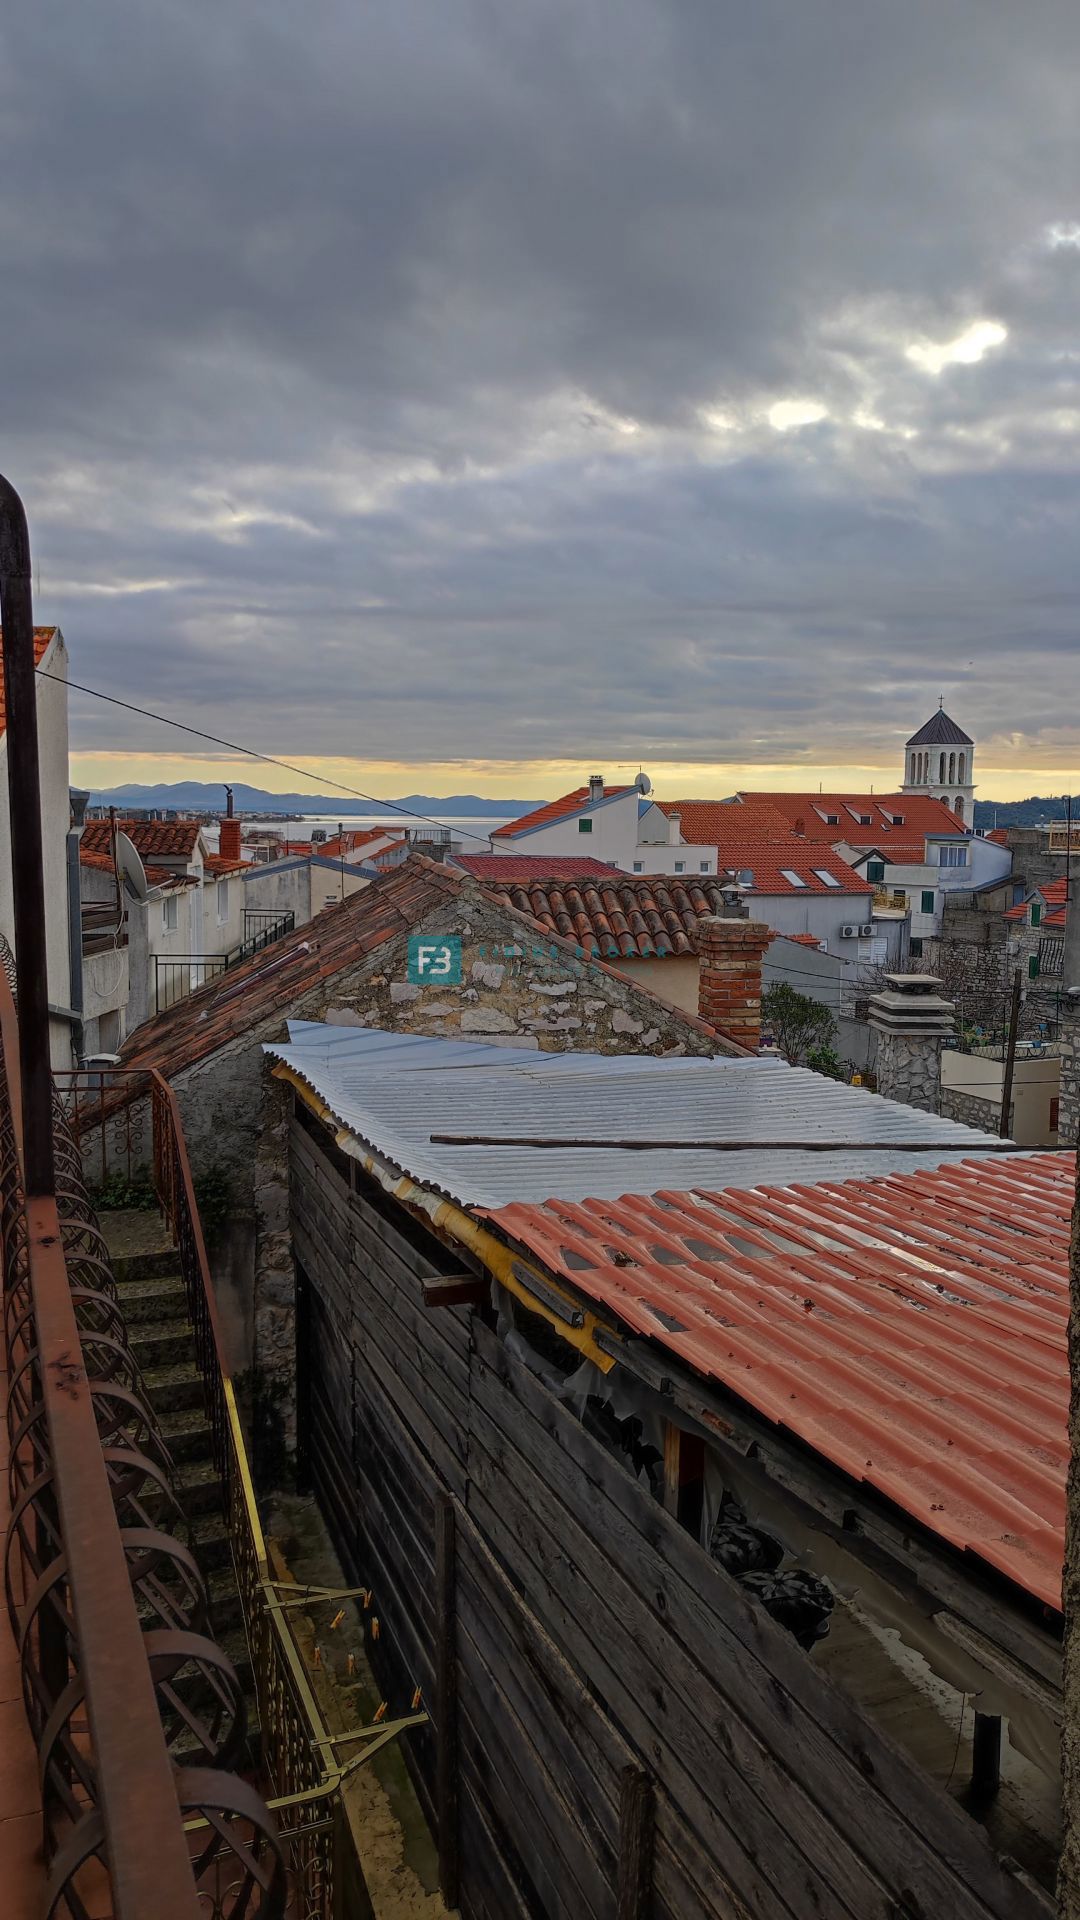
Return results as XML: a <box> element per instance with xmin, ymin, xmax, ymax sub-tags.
<box><xmin>1061</xmin><ymin>1006</ymin><xmax>1080</xmax><ymax>1147</ymax></box>
<box><xmin>873</xmin><ymin>1030</ymin><xmax>943</xmax><ymax>1113</ymax></box>
<box><xmin>938</xmin><ymin>1086</ymin><xmax>1007</xmax><ymax>1135</ymax></box>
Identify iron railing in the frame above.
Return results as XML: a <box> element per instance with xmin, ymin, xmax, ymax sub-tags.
<box><xmin>1</xmin><ymin>966</ymin><xmax>285</xmax><ymax>1918</ymax></box>
<box><xmin>154</xmin><ymin>913</ymin><xmax>296</xmax><ymax>1013</ymax></box>
<box><xmin>56</xmin><ymin>1064</ymin><xmax>427</xmax><ymax>1917</ymax></box>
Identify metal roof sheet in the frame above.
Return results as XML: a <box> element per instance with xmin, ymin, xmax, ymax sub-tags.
<box><xmin>483</xmin><ymin>1153</ymin><xmax>1073</xmax><ymax>1609</ymax></box>
<box><xmin>266</xmin><ymin>1022</ymin><xmax>1008</xmax><ymax>1210</ymax></box>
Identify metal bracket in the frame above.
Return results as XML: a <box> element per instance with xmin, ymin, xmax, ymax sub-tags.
<box><xmin>261</xmin><ymin>1579</ymin><xmax>369</xmax><ymax>1612</ymax></box>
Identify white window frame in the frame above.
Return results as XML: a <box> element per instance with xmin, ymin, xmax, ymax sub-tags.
<box><xmin>779</xmin><ymin>868</ymin><xmax>807</xmax><ymax>887</ymax></box>
<box><xmin>216</xmin><ymin>878</ymin><xmax>230</xmax><ymax>924</ymax></box>
<box><xmin>699</xmin><ymin>860</ymin><xmax>711</xmax><ymax>873</ymax></box>
<box><xmin>161</xmin><ymin>893</ymin><xmax>179</xmax><ymax>933</ymax></box>
<box><xmin>812</xmin><ymin>868</ymin><xmax>840</xmax><ymax>887</ymax></box>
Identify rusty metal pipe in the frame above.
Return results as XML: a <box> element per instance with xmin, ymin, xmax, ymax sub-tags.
<box><xmin>0</xmin><ymin>473</ymin><xmax>55</xmax><ymax>1194</ymax></box>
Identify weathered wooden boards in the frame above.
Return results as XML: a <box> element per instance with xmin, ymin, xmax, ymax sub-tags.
<box><xmin>291</xmin><ymin>1111</ymin><xmax>1052</xmax><ymax>1920</ymax></box>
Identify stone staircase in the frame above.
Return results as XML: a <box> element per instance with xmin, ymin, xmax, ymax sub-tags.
<box><xmin>101</xmin><ymin>1212</ymin><xmax>259</xmax><ymax>1766</ymax></box>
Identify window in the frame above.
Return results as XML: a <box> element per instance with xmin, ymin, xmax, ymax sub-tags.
<box><xmin>699</xmin><ymin>860</ymin><xmax>711</xmax><ymax>873</ymax></box>
<box><xmin>162</xmin><ymin>893</ymin><xmax>178</xmax><ymax>933</ymax></box>
<box><xmin>921</xmin><ymin>890</ymin><xmax>935</xmax><ymax>914</ymax></box>
<box><xmin>778</xmin><ymin>868</ymin><xmax>806</xmax><ymax>887</ymax></box>
<box><xmin>1012</xmin><ymin>882</ymin><xmax>1025</xmax><ymax>905</ymax></box>
<box><xmin>632</xmin><ymin>861</ymin><xmax>643</xmax><ymax>873</ymax></box>
<box><xmin>674</xmin><ymin>861</ymin><xmax>685</xmax><ymax>874</ymax></box>
<box><xmin>825</xmin><ymin>813</ymin><xmax>839</xmax><ymax>825</ymax></box>
<box><xmin>1030</xmin><ymin>902</ymin><xmax>1042</xmax><ymax>927</ymax></box>
<box><xmin>1028</xmin><ymin>952</ymin><xmax>1040</xmax><ymax>979</ymax></box>
<box><xmin>578</xmin><ymin>818</ymin><xmax>593</xmax><ymax>834</ymax></box>
<box><xmin>812</xmin><ymin>868</ymin><xmax>840</xmax><ymax>887</ymax></box>
<box><xmin>909</xmin><ymin>936</ymin><xmax>924</xmax><ymax>958</ymax></box>
<box><xmin>216</xmin><ymin>878</ymin><xmax>229</xmax><ymax>924</ymax></box>
<box><xmin>866</xmin><ymin>860</ymin><xmax>885</xmax><ymax>883</ymax></box>
<box><xmin>1050</xmin><ymin>1097</ymin><xmax>1060</xmax><ymax>1134</ymax></box>
<box><xmin>937</xmin><ymin>845</ymin><xmax>968</xmax><ymax>868</ymax></box>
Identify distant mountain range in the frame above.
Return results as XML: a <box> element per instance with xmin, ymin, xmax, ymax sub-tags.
<box><xmin>973</xmin><ymin>795</ymin><xmax>1080</xmax><ymax>828</ymax></box>
<box><xmin>83</xmin><ymin>780</ymin><xmax>537</xmax><ymax>817</ymax></box>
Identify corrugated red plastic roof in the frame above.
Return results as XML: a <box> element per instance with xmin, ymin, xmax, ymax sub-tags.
<box><xmin>484</xmin><ymin>1152</ymin><xmax>1074</xmax><ymax>1609</ymax></box>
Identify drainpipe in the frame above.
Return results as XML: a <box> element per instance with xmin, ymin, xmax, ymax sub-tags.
<box><xmin>0</xmin><ymin>472</ymin><xmax>55</xmax><ymax>1194</ymax></box>
<box><xmin>67</xmin><ymin>789</ymin><xmax>88</xmax><ymax>1063</ymax></box>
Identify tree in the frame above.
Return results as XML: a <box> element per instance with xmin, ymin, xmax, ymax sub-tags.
<box><xmin>761</xmin><ymin>983</ymin><xmax>838</xmax><ymax>1068</ymax></box>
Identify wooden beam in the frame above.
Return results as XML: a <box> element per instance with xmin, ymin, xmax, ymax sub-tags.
<box><xmin>616</xmin><ymin>1765</ymin><xmax>654</xmax><ymax>1920</ymax></box>
<box><xmin>662</xmin><ymin>1422</ymin><xmax>681</xmax><ymax>1518</ymax></box>
<box><xmin>422</xmin><ymin>1274</ymin><xmax>489</xmax><ymax>1309</ymax></box>
<box><xmin>971</xmin><ymin>1713</ymin><xmax>1002</xmax><ymax>1800</ymax></box>
<box><xmin>434</xmin><ymin>1491</ymin><xmax>460</xmax><ymax>1910</ymax></box>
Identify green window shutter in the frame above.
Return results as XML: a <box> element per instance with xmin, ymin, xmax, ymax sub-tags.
<box><xmin>1030</xmin><ymin>902</ymin><xmax>1041</xmax><ymax>927</ymax></box>
<box><xmin>921</xmin><ymin>890</ymin><xmax>935</xmax><ymax>914</ymax></box>
<box><xmin>1028</xmin><ymin>952</ymin><xmax>1040</xmax><ymax>979</ymax></box>
<box><xmin>578</xmin><ymin>817</ymin><xmax>593</xmax><ymax>834</ymax></box>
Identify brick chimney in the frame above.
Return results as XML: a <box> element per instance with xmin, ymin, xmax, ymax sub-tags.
<box><xmin>696</xmin><ymin>914</ymin><xmax>773</xmax><ymax>1051</ymax></box>
<box><xmin>219</xmin><ymin>816</ymin><xmax>243</xmax><ymax>864</ymax></box>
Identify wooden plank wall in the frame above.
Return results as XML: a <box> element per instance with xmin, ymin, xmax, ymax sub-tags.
<box><xmin>289</xmin><ymin>1112</ymin><xmax>1053</xmax><ymax>1920</ymax></box>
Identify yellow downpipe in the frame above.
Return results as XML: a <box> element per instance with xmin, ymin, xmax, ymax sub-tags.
<box><xmin>275</xmin><ymin>1063</ymin><xmax>618</xmax><ymax>1371</ymax></box>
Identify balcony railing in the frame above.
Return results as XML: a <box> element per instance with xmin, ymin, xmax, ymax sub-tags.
<box><xmin>55</xmin><ymin>1063</ymin><xmax>427</xmax><ymax>1917</ymax></box>
<box><xmin>154</xmin><ymin>912</ymin><xmax>296</xmax><ymax>1013</ymax></box>
<box><xmin>0</xmin><ymin>960</ymin><xmax>284</xmax><ymax>1918</ymax></box>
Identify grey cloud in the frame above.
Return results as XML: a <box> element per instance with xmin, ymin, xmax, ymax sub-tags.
<box><xmin>2</xmin><ymin>0</ymin><xmax>1079</xmax><ymax>777</ymax></box>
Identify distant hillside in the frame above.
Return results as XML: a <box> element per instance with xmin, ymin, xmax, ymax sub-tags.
<box><xmin>974</xmin><ymin>795</ymin><xmax>1080</xmax><ymax>829</ymax></box>
<box><xmin>83</xmin><ymin>780</ymin><xmax>537</xmax><ymax>817</ymax></box>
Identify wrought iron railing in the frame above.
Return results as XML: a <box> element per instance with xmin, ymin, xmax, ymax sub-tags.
<box><xmin>56</xmin><ymin>1063</ymin><xmax>426</xmax><ymax>1917</ymax></box>
<box><xmin>1</xmin><ymin>966</ymin><xmax>285</xmax><ymax>1918</ymax></box>
<box><xmin>154</xmin><ymin>913</ymin><xmax>295</xmax><ymax>1013</ymax></box>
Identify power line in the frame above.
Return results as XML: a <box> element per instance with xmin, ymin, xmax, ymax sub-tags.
<box><xmin>35</xmin><ymin>668</ymin><xmax>502</xmax><ymax>849</ymax></box>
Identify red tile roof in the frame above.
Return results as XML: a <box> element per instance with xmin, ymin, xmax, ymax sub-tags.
<box><xmin>78</xmin><ymin>844</ymin><xmax>188</xmax><ymax>889</ymax></box>
<box><xmin>1005</xmin><ymin>878</ymin><xmax>1068</xmax><ymax>926</ymax></box>
<box><xmin>483</xmin><ymin>1151</ymin><xmax>1074</xmax><ymax>1609</ymax></box>
<box><xmin>715</xmin><ymin>842</ymin><xmax>871</xmax><ymax>897</ymax></box>
<box><xmin>117</xmin><ymin>855</ymin><xmax>744</xmax><ymax>1083</ymax></box>
<box><xmin>203</xmin><ymin>853</ymin><xmax>247</xmax><ymax>876</ymax></box>
<box><xmin>985</xmin><ymin>828</ymin><xmax>1011</xmax><ymax>847</ymax></box>
<box><xmin>0</xmin><ymin>626</ymin><xmax>57</xmax><ymax>736</ymax></box>
<box><xmin>491</xmin><ymin>786</ymin><xmax>632</xmax><ymax>839</ymax></box>
<box><xmin>742</xmin><ymin>792</ymin><xmax>968</xmax><ymax>846</ymax></box>
<box><xmin>784</xmin><ymin>933</ymin><xmax>826</xmax><ymax>948</ymax></box>
<box><xmin>81</xmin><ymin>819</ymin><xmax>202</xmax><ymax>861</ymax></box>
<box><xmin>317</xmin><ymin>828</ymin><xmax>406</xmax><ymax>859</ymax></box>
<box><xmin>658</xmin><ymin>800</ymin><xmax>793</xmax><ymax>843</ymax></box>
<box><xmin>476</xmin><ymin>871</ymin><xmax>740</xmax><ymax>960</ymax></box>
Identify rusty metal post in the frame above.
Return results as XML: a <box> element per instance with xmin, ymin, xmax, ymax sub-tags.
<box><xmin>0</xmin><ymin>473</ymin><xmax>55</xmax><ymax>1196</ymax></box>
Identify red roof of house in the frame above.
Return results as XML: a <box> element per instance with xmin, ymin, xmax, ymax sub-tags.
<box><xmin>203</xmin><ymin>853</ymin><xmax>247</xmax><ymax>877</ymax></box>
<box><xmin>784</xmin><ymin>932</ymin><xmax>826</xmax><ymax>948</ymax></box>
<box><xmin>79</xmin><ymin>844</ymin><xmax>189</xmax><ymax>889</ymax></box>
<box><xmin>81</xmin><ymin>819</ymin><xmax>202</xmax><ymax>861</ymax></box>
<box><xmin>475</xmin><ymin>871</ymin><xmax>740</xmax><ymax>960</ymax></box>
<box><xmin>0</xmin><ymin>627</ymin><xmax>57</xmax><ymax>736</ymax></box>
<box><xmin>658</xmin><ymin>800</ymin><xmax>793</xmax><ymax>844</ymax></box>
<box><xmin>317</xmin><ymin>828</ymin><xmax>406</xmax><ymax>860</ymax></box>
<box><xmin>116</xmin><ymin>856</ymin><xmax>744</xmax><ymax>1084</ymax></box>
<box><xmin>985</xmin><ymin>828</ymin><xmax>1011</xmax><ymax>847</ymax></box>
<box><xmin>491</xmin><ymin>786</ymin><xmax>632</xmax><ymax>839</ymax></box>
<box><xmin>483</xmin><ymin>1151</ymin><xmax>1074</xmax><ymax>1609</ymax></box>
<box><xmin>1005</xmin><ymin>878</ymin><xmax>1068</xmax><ymax>926</ymax></box>
<box><xmin>715</xmin><ymin>842</ymin><xmax>871</xmax><ymax>897</ymax></box>
<box><xmin>741</xmin><ymin>792</ymin><xmax>968</xmax><ymax>846</ymax></box>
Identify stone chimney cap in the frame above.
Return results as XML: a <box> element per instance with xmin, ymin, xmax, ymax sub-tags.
<box><xmin>881</xmin><ymin>972</ymin><xmax>945</xmax><ymax>994</ymax></box>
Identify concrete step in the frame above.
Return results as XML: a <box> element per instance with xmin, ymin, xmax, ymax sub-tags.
<box><xmin>110</xmin><ymin>1245</ymin><xmax>180</xmax><ymax>1285</ymax></box>
<box><xmin>191</xmin><ymin>1512</ymin><xmax>232</xmax><ymax>1574</ymax></box>
<box><xmin>206</xmin><ymin>1565</ymin><xmax>246</xmax><ymax>1636</ymax></box>
<box><xmin>175</xmin><ymin>1458</ymin><xmax>223</xmax><ymax>1519</ymax></box>
<box><xmin>143</xmin><ymin>1360</ymin><xmax>206</xmax><ymax>1417</ymax></box>
<box><xmin>128</xmin><ymin>1317</ymin><xmax>196</xmax><ymax>1373</ymax></box>
<box><xmin>114</xmin><ymin>1273</ymin><xmax>188</xmax><ymax>1325</ymax></box>
<box><xmin>158</xmin><ymin>1404</ymin><xmax>215</xmax><ymax>1467</ymax></box>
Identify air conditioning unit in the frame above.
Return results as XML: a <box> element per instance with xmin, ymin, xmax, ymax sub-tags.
<box><xmin>840</xmin><ymin>924</ymin><xmax>860</xmax><ymax>938</ymax></box>
<box><xmin>858</xmin><ymin>922</ymin><xmax>874</xmax><ymax>937</ymax></box>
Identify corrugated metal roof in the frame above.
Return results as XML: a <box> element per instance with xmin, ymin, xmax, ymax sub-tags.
<box><xmin>267</xmin><ymin>1022</ymin><xmax>1008</xmax><ymax>1209</ymax></box>
<box><xmin>483</xmin><ymin>1153</ymin><xmax>1073</xmax><ymax>1609</ymax></box>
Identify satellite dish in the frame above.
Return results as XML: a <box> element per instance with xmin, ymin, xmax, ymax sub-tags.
<box><xmin>634</xmin><ymin>771</ymin><xmax>653</xmax><ymax>795</ymax></box>
<box><xmin>114</xmin><ymin>831</ymin><xmax>148</xmax><ymax>903</ymax></box>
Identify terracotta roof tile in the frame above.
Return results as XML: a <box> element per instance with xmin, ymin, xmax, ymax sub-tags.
<box><xmin>78</xmin><ymin>844</ymin><xmax>186</xmax><ymax>888</ymax></box>
<box><xmin>455</xmin><ymin>856</ymin><xmax>621</xmax><ymax>882</ymax></box>
<box><xmin>492</xmin><ymin>786</ymin><xmax>632</xmax><ymax>839</ymax></box>
<box><xmin>81</xmin><ymin>819</ymin><xmax>202</xmax><ymax>860</ymax></box>
<box><xmin>203</xmin><ymin>853</ymin><xmax>247</xmax><ymax>876</ymax></box>
<box><xmin>474</xmin><ymin>869</ymin><xmax>739</xmax><ymax>960</ymax></box>
<box><xmin>658</xmin><ymin>800</ymin><xmax>793</xmax><ymax>842</ymax></box>
<box><xmin>742</xmin><ymin>792</ymin><xmax>968</xmax><ymax>845</ymax></box>
<box><xmin>714</xmin><ymin>842</ymin><xmax>871</xmax><ymax>897</ymax></box>
<box><xmin>0</xmin><ymin>626</ymin><xmax>57</xmax><ymax>736</ymax></box>
<box><xmin>484</xmin><ymin>1150</ymin><xmax>1075</xmax><ymax>1609</ymax></box>
<box><xmin>1005</xmin><ymin>878</ymin><xmax>1068</xmax><ymax>924</ymax></box>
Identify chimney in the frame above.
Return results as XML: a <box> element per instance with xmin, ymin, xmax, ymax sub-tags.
<box><xmin>667</xmin><ymin>809</ymin><xmax>682</xmax><ymax>847</ymax></box>
<box><xmin>588</xmin><ymin>773</ymin><xmax>605</xmax><ymax>805</ymax></box>
<box><xmin>696</xmin><ymin>913</ymin><xmax>772</xmax><ymax>1051</ymax></box>
<box><xmin>867</xmin><ymin>972</ymin><xmax>954</xmax><ymax>1115</ymax></box>
<box><xmin>219</xmin><ymin>816</ymin><xmax>243</xmax><ymax>864</ymax></box>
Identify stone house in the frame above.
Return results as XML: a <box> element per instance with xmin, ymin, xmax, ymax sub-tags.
<box><xmin>114</xmin><ymin>855</ymin><xmax>757</xmax><ymax>1455</ymax></box>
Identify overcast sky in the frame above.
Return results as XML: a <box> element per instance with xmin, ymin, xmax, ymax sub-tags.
<box><xmin>5</xmin><ymin>0</ymin><xmax>1080</xmax><ymax>800</ymax></box>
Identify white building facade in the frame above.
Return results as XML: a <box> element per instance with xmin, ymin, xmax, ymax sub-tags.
<box><xmin>902</xmin><ymin>707</ymin><xmax>975</xmax><ymax>825</ymax></box>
